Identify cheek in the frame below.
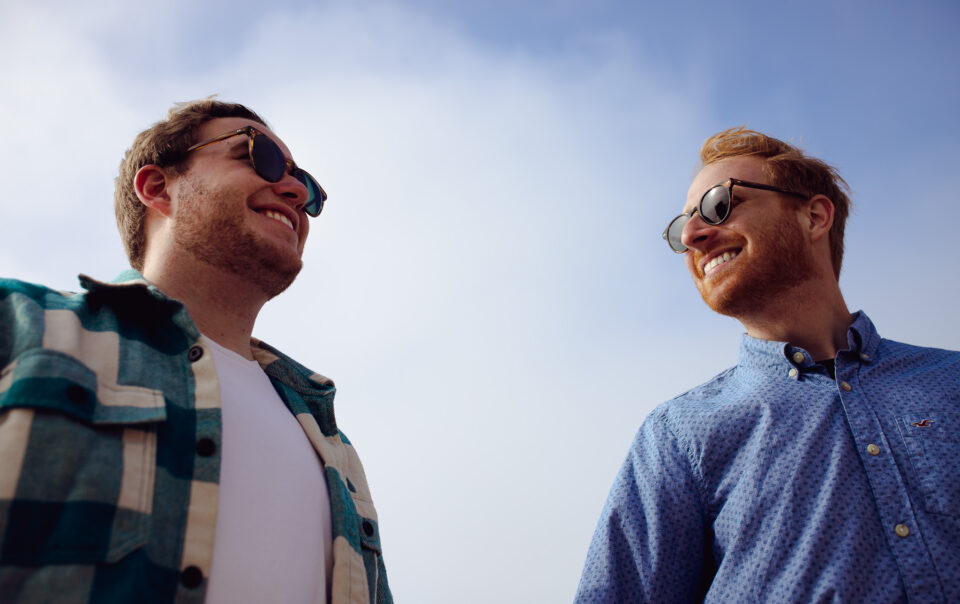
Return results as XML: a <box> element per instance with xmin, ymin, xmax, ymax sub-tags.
<box><xmin>684</xmin><ymin>253</ymin><xmax>699</xmax><ymax>278</ymax></box>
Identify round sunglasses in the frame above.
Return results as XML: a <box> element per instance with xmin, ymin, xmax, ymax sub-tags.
<box><xmin>186</xmin><ymin>125</ymin><xmax>327</xmax><ymax>217</ymax></box>
<box><xmin>662</xmin><ymin>178</ymin><xmax>807</xmax><ymax>253</ymax></box>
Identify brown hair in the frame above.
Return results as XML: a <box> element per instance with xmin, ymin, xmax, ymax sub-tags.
<box><xmin>700</xmin><ymin>127</ymin><xmax>851</xmax><ymax>279</ymax></box>
<box><xmin>114</xmin><ymin>99</ymin><xmax>268</xmax><ymax>270</ymax></box>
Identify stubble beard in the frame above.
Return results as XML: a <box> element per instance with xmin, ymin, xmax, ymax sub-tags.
<box><xmin>697</xmin><ymin>211</ymin><xmax>816</xmax><ymax>318</ymax></box>
<box><xmin>174</xmin><ymin>180</ymin><xmax>303</xmax><ymax>299</ymax></box>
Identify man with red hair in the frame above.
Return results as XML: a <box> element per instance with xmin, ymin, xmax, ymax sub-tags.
<box><xmin>576</xmin><ymin>128</ymin><xmax>960</xmax><ymax>602</ymax></box>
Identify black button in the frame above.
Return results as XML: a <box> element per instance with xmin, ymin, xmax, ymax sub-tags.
<box><xmin>362</xmin><ymin>520</ymin><xmax>374</xmax><ymax>537</ymax></box>
<box><xmin>66</xmin><ymin>385</ymin><xmax>88</xmax><ymax>404</ymax></box>
<box><xmin>180</xmin><ymin>565</ymin><xmax>203</xmax><ymax>588</ymax></box>
<box><xmin>196</xmin><ymin>438</ymin><xmax>216</xmax><ymax>457</ymax></box>
<box><xmin>187</xmin><ymin>346</ymin><xmax>203</xmax><ymax>362</ymax></box>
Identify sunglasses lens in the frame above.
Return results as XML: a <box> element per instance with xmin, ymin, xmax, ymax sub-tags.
<box><xmin>665</xmin><ymin>215</ymin><xmax>688</xmax><ymax>252</ymax></box>
<box><xmin>296</xmin><ymin>169</ymin><xmax>327</xmax><ymax>217</ymax></box>
<box><xmin>250</xmin><ymin>134</ymin><xmax>287</xmax><ymax>182</ymax></box>
<box><xmin>700</xmin><ymin>185</ymin><xmax>730</xmax><ymax>225</ymax></box>
<box><xmin>249</xmin><ymin>131</ymin><xmax>326</xmax><ymax>217</ymax></box>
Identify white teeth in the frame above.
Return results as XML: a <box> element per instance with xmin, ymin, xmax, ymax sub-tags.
<box><xmin>705</xmin><ymin>250</ymin><xmax>738</xmax><ymax>273</ymax></box>
<box><xmin>263</xmin><ymin>210</ymin><xmax>294</xmax><ymax>231</ymax></box>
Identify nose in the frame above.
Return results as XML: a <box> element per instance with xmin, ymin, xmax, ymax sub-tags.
<box><xmin>272</xmin><ymin>171</ymin><xmax>309</xmax><ymax>212</ymax></box>
<box><xmin>680</xmin><ymin>211</ymin><xmax>719</xmax><ymax>252</ymax></box>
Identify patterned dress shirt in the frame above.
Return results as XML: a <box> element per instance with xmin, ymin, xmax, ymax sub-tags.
<box><xmin>576</xmin><ymin>312</ymin><xmax>960</xmax><ymax>602</ymax></box>
<box><xmin>0</xmin><ymin>272</ymin><xmax>392</xmax><ymax>603</ymax></box>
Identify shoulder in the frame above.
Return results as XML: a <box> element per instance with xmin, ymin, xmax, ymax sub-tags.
<box><xmin>871</xmin><ymin>338</ymin><xmax>960</xmax><ymax>389</ymax></box>
<box><xmin>1</xmin><ymin>278</ymin><xmax>85</xmax><ymax>353</ymax></box>
<box><xmin>878</xmin><ymin>337</ymin><xmax>960</xmax><ymax>362</ymax></box>
<box><xmin>637</xmin><ymin>364</ymin><xmax>779</xmax><ymax>466</ymax></box>
<box><xmin>0</xmin><ymin>277</ymin><xmax>79</xmax><ymax>306</ymax></box>
<box><xmin>654</xmin><ymin>366</ymin><xmax>746</xmax><ymax>430</ymax></box>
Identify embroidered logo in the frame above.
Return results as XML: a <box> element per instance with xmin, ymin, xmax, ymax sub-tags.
<box><xmin>911</xmin><ymin>419</ymin><xmax>934</xmax><ymax>428</ymax></box>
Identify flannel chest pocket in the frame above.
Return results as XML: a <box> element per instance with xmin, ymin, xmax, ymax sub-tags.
<box><xmin>898</xmin><ymin>412</ymin><xmax>960</xmax><ymax>517</ymax></box>
<box><xmin>0</xmin><ymin>349</ymin><xmax>166</xmax><ymax>564</ymax></box>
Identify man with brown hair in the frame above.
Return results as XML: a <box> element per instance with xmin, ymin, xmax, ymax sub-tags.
<box><xmin>0</xmin><ymin>100</ymin><xmax>392</xmax><ymax>603</ymax></box>
<box><xmin>575</xmin><ymin>128</ymin><xmax>960</xmax><ymax>602</ymax></box>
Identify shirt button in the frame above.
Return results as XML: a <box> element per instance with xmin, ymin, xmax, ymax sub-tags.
<box><xmin>196</xmin><ymin>438</ymin><xmax>217</xmax><ymax>457</ymax></box>
<box><xmin>792</xmin><ymin>351</ymin><xmax>805</xmax><ymax>363</ymax></box>
<box><xmin>180</xmin><ymin>565</ymin><xmax>204</xmax><ymax>587</ymax></box>
<box><xmin>866</xmin><ymin>444</ymin><xmax>881</xmax><ymax>455</ymax></box>
<box><xmin>66</xmin><ymin>385</ymin><xmax>88</xmax><ymax>404</ymax></box>
<box><xmin>840</xmin><ymin>381</ymin><xmax>852</xmax><ymax>391</ymax></box>
<box><xmin>187</xmin><ymin>346</ymin><xmax>204</xmax><ymax>362</ymax></box>
<box><xmin>860</xmin><ymin>352</ymin><xmax>871</xmax><ymax>361</ymax></box>
<box><xmin>788</xmin><ymin>368</ymin><xmax>798</xmax><ymax>378</ymax></box>
<box><xmin>895</xmin><ymin>524</ymin><xmax>910</xmax><ymax>538</ymax></box>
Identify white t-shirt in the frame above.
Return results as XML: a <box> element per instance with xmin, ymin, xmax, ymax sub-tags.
<box><xmin>203</xmin><ymin>337</ymin><xmax>333</xmax><ymax>604</ymax></box>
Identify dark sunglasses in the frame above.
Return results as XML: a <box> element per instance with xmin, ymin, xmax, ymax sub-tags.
<box><xmin>662</xmin><ymin>178</ymin><xmax>807</xmax><ymax>253</ymax></box>
<box><xmin>186</xmin><ymin>125</ymin><xmax>327</xmax><ymax>217</ymax></box>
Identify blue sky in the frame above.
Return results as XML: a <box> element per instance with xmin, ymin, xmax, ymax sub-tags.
<box><xmin>2</xmin><ymin>1</ymin><xmax>958</xmax><ymax>601</ymax></box>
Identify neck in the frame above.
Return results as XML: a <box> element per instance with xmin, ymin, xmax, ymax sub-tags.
<box><xmin>737</xmin><ymin>279</ymin><xmax>853</xmax><ymax>361</ymax></box>
<box><xmin>142</xmin><ymin>253</ymin><xmax>269</xmax><ymax>361</ymax></box>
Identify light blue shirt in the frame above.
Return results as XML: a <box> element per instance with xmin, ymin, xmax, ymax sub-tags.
<box><xmin>576</xmin><ymin>312</ymin><xmax>960</xmax><ymax>602</ymax></box>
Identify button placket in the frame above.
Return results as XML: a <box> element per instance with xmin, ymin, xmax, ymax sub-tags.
<box><xmin>831</xmin><ymin>347</ymin><xmax>940</xmax><ymax>598</ymax></box>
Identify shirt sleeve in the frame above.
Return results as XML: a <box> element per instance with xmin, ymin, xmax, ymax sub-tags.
<box><xmin>575</xmin><ymin>410</ymin><xmax>711</xmax><ymax>603</ymax></box>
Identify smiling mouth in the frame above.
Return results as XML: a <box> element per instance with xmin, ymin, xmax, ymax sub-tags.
<box><xmin>260</xmin><ymin>209</ymin><xmax>295</xmax><ymax>231</ymax></box>
<box><xmin>704</xmin><ymin>250</ymin><xmax>739</xmax><ymax>275</ymax></box>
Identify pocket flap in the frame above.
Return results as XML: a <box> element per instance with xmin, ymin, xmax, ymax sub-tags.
<box><xmin>0</xmin><ymin>349</ymin><xmax>166</xmax><ymax>424</ymax></box>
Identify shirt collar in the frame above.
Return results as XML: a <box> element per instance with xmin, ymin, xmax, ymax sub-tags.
<box><xmin>737</xmin><ymin>311</ymin><xmax>880</xmax><ymax>374</ymax></box>
<box><xmin>77</xmin><ymin>270</ymin><xmax>199</xmax><ymax>340</ymax></box>
<box><xmin>78</xmin><ymin>271</ymin><xmax>336</xmax><ymax>398</ymax></box>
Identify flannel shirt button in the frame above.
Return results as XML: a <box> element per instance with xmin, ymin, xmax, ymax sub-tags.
<box><xmin>867</xmin><ymin>443</ymin><xmax>881</xmax><ymax>455</ymax></box>
<box><xmin>840</xmin><ymin>381</ymin><xmax>852</xmax><ymax>391</ymax></box>
<box><xmin>792</xmin><ymin>351</ymin><xmax>805</xmax><ymax>363</ymax></box>
<box><xmin>196</xmin><ymin>438</ymin><xmax>216</xmax><ymax>457</ymax></box>
<box><xmin>188</xmin><ymin>346</ymin><xmax>204</xmax><ymax>362</ymax></box>
<box><xmin>180</xmin><ymin>566</ymin><xmax>204</xmax><ymax>587</ymax></box>
<box><xmin>895</xmin><ymin>524</ymin><xmax>910</xmax><ymax>538</ymax></box>
<box><xmin>362</xmin><ymin>520</ymin><xmax>374</xmax><ymax>537</ymax></box>
<box><xmin>66</xmin><ymin>385</ymin><xmax>88</xmax><ymax>404</ymax></box>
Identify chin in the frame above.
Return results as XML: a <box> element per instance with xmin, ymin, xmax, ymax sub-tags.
<box><xmin>697</xmin><ymin>278</ymin><xmax>748</xmax><ymax>317</ymax></box>
<box><xmin>254</xmin><ymin>257</ymin><xmax>303</xmax><ymax>299</ymax></box>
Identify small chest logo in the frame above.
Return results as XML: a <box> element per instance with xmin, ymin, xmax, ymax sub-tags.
<box><xmin>911</xmin><ymin>419</ymin><xmax>934</xmax><ymax>428</ymax></box>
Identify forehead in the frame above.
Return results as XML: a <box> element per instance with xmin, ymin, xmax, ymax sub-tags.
<box><xmin>195</xmin><ymin>116</ymin><xmax>293</xmax><ymax>159</ymax></box>
<box><xmin>683</xmin><ymin>156</ymin><xmax>770</xmax><ymax>211</ymax></box>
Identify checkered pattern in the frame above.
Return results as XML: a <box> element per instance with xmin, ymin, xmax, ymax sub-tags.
<box><xmin>576</xmin><ymin>312</ymin><xmax>960</xmax><ymax>603</ymax></box>
<box><xmin>0</xmin><ymin>272</ymin><xmax>392</xmax><ymax>603</ymax></box>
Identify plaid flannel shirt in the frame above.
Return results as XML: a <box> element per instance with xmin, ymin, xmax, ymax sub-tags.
<box><xmin>0</xmin><ymin>271</ymin><xmax>392</xmax><ymax>603</ymax></box>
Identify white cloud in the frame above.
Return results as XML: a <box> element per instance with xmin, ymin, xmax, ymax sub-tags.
<box><xmin>3</xmin><ymin>1</ymin><xmax>957</xmax><ymax>602</ymax></box>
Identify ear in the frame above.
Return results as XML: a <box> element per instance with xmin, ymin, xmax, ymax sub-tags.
<box><xmin>803</xmin><ymin>194</ymin><xmax>834</xmax><ymax>243</ymax></box>
<box><xmin>134</xmin><ymin>165</ymin><xmax>174</xmax><ymax>217</ymax></box>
